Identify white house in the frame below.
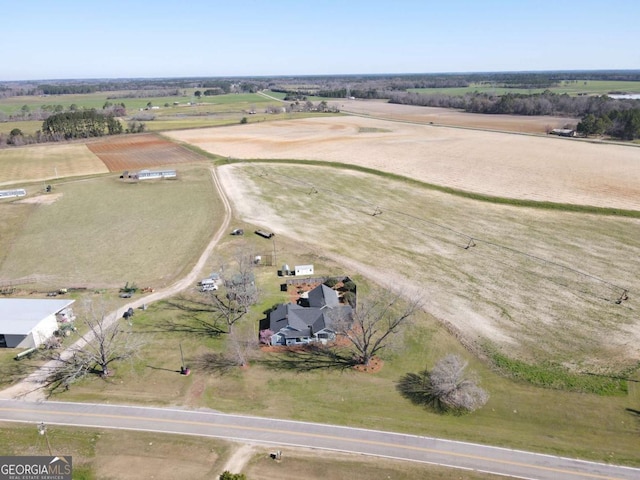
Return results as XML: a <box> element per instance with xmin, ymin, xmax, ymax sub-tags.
<box><xmin>0</xmin><ymin>298</ymin><xmax>75</xmax><ymax>349</ymax></box>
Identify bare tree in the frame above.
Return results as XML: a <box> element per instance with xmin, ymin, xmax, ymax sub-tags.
<box><xmin>43</xmin><ymin>300</ymin><xmax>144</xmax><ymax>392</ymax></box>
<box><xmin>208</xmin><ymin>248</ymin><xmax>259</xmax><ymax>333</ymax></box>
<box><xmin>192</xmin><ymin>328</ymin><xmax>258</xmax><ymax>373</ymax></box>
<box><xmin>333</xmin><ymin>290</ymin><xmax>421</xmax><ymax>366</ymax></box>
<box><xmin>398</xmin><ymin>354</ymin><xmax>488</xmax><ymax>413</ymax></box>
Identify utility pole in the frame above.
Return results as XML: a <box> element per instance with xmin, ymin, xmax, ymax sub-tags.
<box><xmin>38</xmin><ymin>422</ymin><xmax>53</xmax><ymax>456</ymax></box>
<box><xmin>272</xmin><ymin>238</ymin><xmax>277</xmax><ymax>266</ymax></box>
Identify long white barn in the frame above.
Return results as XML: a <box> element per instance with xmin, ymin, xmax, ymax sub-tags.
<box><xmin>135</xmin><ymin>169</ymin><xmax>177</xmax><ymax>180</ymax></box>
<box><xmin>0</xmin><ymin>189</ymin><xmax>27</xmax><ymax>199</ymax></box>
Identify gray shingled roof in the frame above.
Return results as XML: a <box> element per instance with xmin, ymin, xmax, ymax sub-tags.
<box><xmin>307</xmin><ymin>283</ymin><xmax>339</xmax><ymax>308</ymax></box>
<box><xmin>269</xmin><ymin>290</ymin><xmax>352</xmax><ymax>340</ymax></box>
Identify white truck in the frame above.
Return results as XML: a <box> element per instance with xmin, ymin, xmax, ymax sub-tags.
<box><xmin>199</xmin><ymin>278</ymin><xmax>218</xmax><ymax>292</ymax></box>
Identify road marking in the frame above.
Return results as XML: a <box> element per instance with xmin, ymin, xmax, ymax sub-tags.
<box><xmin>0</xmin><ymin>406</ymin><xmax>627</xmax><ymax>480</ymax></box>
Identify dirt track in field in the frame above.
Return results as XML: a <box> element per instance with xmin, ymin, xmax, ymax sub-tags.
<box><xmin>167</xmin><ymin>115</ymin><xmax>640</xmax><ymax>211</ymax></box>
<box><xmin>87</xmin><ymin>133</ymin><xmax>207</xmax><ymax>172</ymax></box>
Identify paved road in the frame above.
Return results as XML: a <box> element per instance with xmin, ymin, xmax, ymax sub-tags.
<box><xmin>0</xmin><ymin>399</ymin><xmax>638</xmax><ymax>480</ymax></box>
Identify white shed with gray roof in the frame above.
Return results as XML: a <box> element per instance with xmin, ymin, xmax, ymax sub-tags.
<box><xmin>0</xmin><ymin>298</ymin><xmax>75</xmax><ymax>349</ymax></box>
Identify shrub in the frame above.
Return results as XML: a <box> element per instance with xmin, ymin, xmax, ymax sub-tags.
<box><xmin>343</xmin><ymin>280</ymin><xmax>356</xmax><ymax>292</ymax></box>
<box><xmin>323</xmin><ymin>277</ymin><xmax>339</xmax><ymax>288</ymax></box>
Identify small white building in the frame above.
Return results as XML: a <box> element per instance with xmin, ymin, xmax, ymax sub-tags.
<box><xmin>294</xmin><ymin>264</ymin><xmax>314</xmax><ymax>276</ymax></box>
<box><xmin>0</xmin><ymin>298</ymin><xmax>75</xmax><ymax>349</ymax></box>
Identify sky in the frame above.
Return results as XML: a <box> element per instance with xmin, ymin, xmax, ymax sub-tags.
<box><xmin>2</xmin><ymin>0</ymin><xmax>639</xmax><ymax>81</ymax></box>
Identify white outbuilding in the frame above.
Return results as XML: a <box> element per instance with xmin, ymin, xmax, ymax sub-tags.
<box><xmin>0</xmin><ymin>298</ymin><xmax>75</xmax><ymax>349</ymax></box>
<box><xmin>294</xmin><ymin>264</ymin><xmax>314</xmax><ymax>276</ymax></box>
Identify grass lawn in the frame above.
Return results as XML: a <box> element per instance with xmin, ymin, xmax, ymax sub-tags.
<box><xmin>0</xmin><ymin>422</ymin><xmax>506</xmax><ymax>480</ymax></box>
<box><xmin>0</xmin><ymin>422</ymin><xmax>231</xmax><ymax>480</ymax></box>
<box><xmin>49</xmin><ymin>232</ymin><xmax>640</xmax><ymax>467</ymax></box>
<box><xmin>0</xmin><ymin>164</ymin><xmax>222</xmax><ymax>290</ymax></box>
<box><xmin>245</xmin><ymin>448</ymin><xmax>506</xmax><ymax>480</ymax></box>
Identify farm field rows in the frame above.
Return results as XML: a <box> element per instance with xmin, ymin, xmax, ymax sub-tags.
<box><xmin>218</xmin><ymin>163</ymin><xmax>640</xmax><ymax>373</ymax></box>
<box><xmin>87</xmin><ymin>133</ymin><xmax>208</xmax><ymax>171</ymax></box>
<box><xmin>167</xmin><ymin>115</ymin><xmax>640</xmax><ymax>211</ymax></box>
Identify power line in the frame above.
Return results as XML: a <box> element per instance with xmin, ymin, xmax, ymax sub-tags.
<box><xmin>249</xmin><ymin>166</ymin><xmax>633</xmax><ymax>302</ymax></box>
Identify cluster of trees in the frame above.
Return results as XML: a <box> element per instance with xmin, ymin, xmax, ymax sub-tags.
<box><xmin>194</xmin><ymin>88</ymin><xmax>229</xmax><ymax>98</ymax></box>
<box><xmin>106</xmin><ymin>88</ymin><xmax>182</xmax><ymax>100</ymax></box>
<box><xmin>397</xmin><ymin>354</ymin><xmax>489</xmax><ymax>413</ymax></box>
<box><xmin>388</xmin><ymin>90</ymin><xmax>640</xmax><ymax>118</ymax></box>
<box><xmin>199</xmin><ymin>79</ymin><xmax>234</xmax><ymax>93</ymax></box>
<box><xmin>577</xmin><ymin>108</ymin><xmax>640</xmax><ymax>139</ymax></box>
<box><xmin>42</xmin><ymin>110</ymin><xmax>122</xmax><ymax>139</ymax></box>
<box><xmin>2</xmin><ymin>102</ymin><xmax>129</xmax><ymax>146</ymax></box>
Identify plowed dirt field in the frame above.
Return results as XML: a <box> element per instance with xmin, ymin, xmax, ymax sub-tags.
<box><xmin>87</xmin><ymin>134</ymin><xmax>207</xmax><ymax>172</ymax></box>
<box><xmin>168</xmin><ymin>116</ymin><xmax>640</xmax><ymax>211</ymax></box>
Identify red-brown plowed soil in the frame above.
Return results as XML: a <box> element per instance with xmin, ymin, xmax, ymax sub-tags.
<box><xmin>87</xmin><ymin>134</ymin><xmax>207</xmax><ymax>172</ymax></box>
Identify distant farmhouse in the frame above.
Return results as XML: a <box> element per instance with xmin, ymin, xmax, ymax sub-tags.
<box><xmin>269</xmin><ymin>283</ymin><xmax>352</xmax><ymax>346</ymax></box>
<box><xmin>0</xmin><ymin>298</ymin><xmax>75</xmax><ymax>349</ymax></box>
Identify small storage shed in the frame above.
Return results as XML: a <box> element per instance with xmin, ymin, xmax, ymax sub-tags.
<box><xmin>0</xmin><ymin>298</ymin><xmax>75</xmax><ymax>349</ymax></box>
<box><xmin>294</xmin><ymin>265</ymin><xmax>314</xmax><ymax>276</ymax></box>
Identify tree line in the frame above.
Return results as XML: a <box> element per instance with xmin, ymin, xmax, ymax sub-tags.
<box><xmin>42</xmin><ymin>110</ymin><xmax>122</xmax><ymax>139</ymax></box>
<box><xmin>577</xmin><ymin>108</ymin><xmax>640</xmax><ymax>140</ymax></box>
<box><xmin>388</xmin><ymin>90</ymin><xmax>639</xmax><ymax>117</ymax></box>
<box><xmin>388</xmin><ymin>90</ymin><xmax>640</xmax><ymax>139</ymax></box>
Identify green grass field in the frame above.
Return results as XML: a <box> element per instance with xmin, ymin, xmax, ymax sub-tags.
<box><xmin>0</xmin><ymin>90</ymin><xmax>273</xmax><ymax>115</ymax></box>
<box><xmin>0</xmin><ymin>164</ymin><xmax>222</xmax><ymax>289</ymax></box>
<box><xmin>0</xmin><ymin>90</ymin><xmax>334</xmax><ymax>136</ymax></box>
<box><xmin>408</xmin><ymin>80</ymin><xmax>640</xmax><ymax>96</ymax></box>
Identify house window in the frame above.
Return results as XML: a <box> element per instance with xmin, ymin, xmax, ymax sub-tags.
<box><xmin>0</xmin><ymin>335</ymin><xmax>6</xmax><ymax>348</ymax></box>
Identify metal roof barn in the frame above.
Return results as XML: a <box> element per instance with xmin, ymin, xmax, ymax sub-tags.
<box><xmin>0</xmin><ymin>298</ymin><xmax>75</xmax><ymax>349</ymax></box>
